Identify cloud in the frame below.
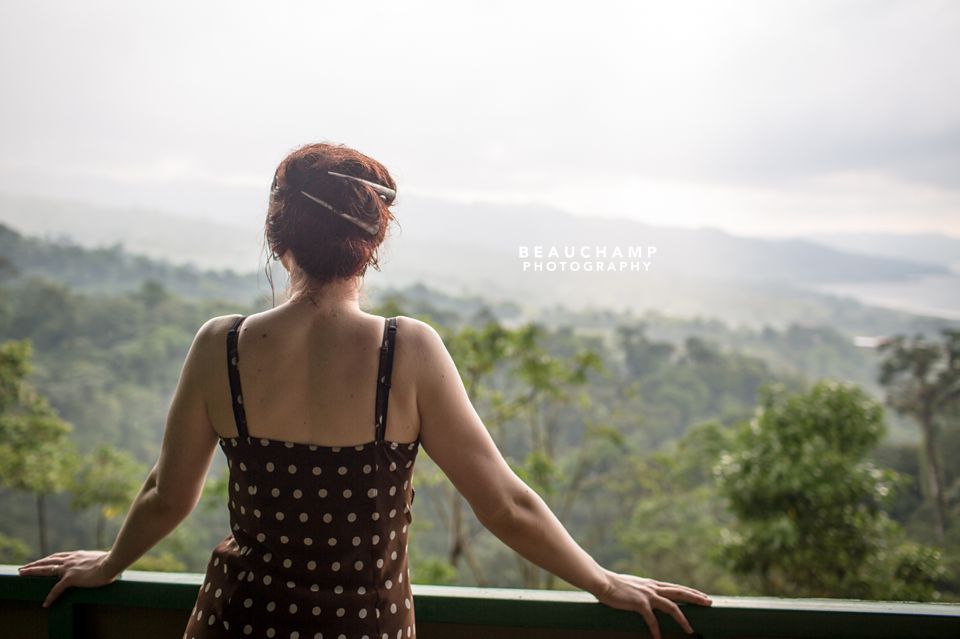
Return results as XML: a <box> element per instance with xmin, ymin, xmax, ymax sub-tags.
<box><xmin>0</xmin><ymin>0</ymin><xmax>957</xmax><ymax>235</ymax></box>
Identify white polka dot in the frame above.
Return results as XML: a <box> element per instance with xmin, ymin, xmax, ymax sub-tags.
<box><xmin>254</xmin><ymin>508</ymin><xmax>261</xmax><ymax>518</ymax></box>
<box><xmin>355</xmin><ymin>560</ymin><xmax>364</xmax><ymax>570</ymax></box>
<box><xmin>323</xmin><ymin>513</ymin><xmax>333</xmax><ymax>523</ymax></box>
<box><xmin>312</xmin><ymin>606</ymin><xmax>321</xmax><ymax>616</ymax></box>
<box><xmin>347</xmin><ymin>512</ymin><xmax>357</xmax><ymax>522</ymax></box>
<box><xmin>280</xmin><ymin>535</ymin><xmax>289</xmax><ymax>543</ymax></box>
<box><xmin>352</xmin><ymin>536</ymin><xmax>361</xmax><ymax>546</ymax></box>
<box><xmin>292</xmin><ymin>633</ymin><xmax>300</xmax><ymax>639</ymax></box>
<box><xmin>389</xmin><ymin>486</ymin><xmax>397</xmax><ymax>496</ymax></box>
<box><xmin>334</xmin><ymin>585</ymin><xmax>343</xmax><ymax>594</ymax></box>
<box><xmin>377</xmin><ymin>558</ymin><xmax>384</xmax><ymax>568</ymax></box>
<box><xmin>367</xmin><ymin>488</ymin><xmax>378</xmax><ymax>497</ymax></box>
<box><xmin>208</xmin><ymin>614</ymin><xmax>216</xmax><ymax>625</ymax></box>
<box><xmin>288</xmin><ymin>464</ymin><xmax>297</xmax><ymax>474</ymax></box>
<box><xmin>310</xmin><ymin>583</ymin><xmax>320</xmax><ymax>592</ymax></box>
<box><xmin>215</xmin><ymin>588</ymin><xmax>222</xmax><ymax>598</ymax></box>
<box><xmin>289</xmin><ymin>603</ymin><xmax>298</xmax><ymax>614</ymax></box>
<box><xmin>390</xmin><ymin>603</ymin><xmax>397</xmax><ymax>613</ymax></box>
<box><xmin>318</xmin><ymin>489</ymin><xmax>327</xmax><ymax>498</ymax></box>
<box><xmin>358</xmin><ymin>586</ymin><xmax>366</xmax><ymax>594</ymax></box>
<box><xmin>239</xmin><ymin>462</ymin><xmax>247</xmax><ymax>471</ymax></box>
<box><xmin>263</xmin><ymin>575</ymin><xmax>272</xmax><ymax>585</ymax></box>
<box><xmin>385</xmin><ymin>579</ymin><xmax>393</xmax><ymax>589</ymax></box>
<box><xmin>293</xmin><ymin>489</ymin><xmax>303</xmax><ymax>498</ymax></box>
<box><xmin>276</xmin><ymin>512</ymin><xmax>285</xmax><ymax>521</ymax></box>
<box><xmin>391</xmin><ymin>550</ymin><xmax>398</xmax><ymax>560</ymax></box>
<box><xmin>264</xmin><ymin>553</ymin><xmax>272</xmax><ymax>562</ymax></box>
<box><xmin>266</xmin><ymin>462</ymin><xmax>275</xmax><ymax>471</ymax></box>
<box><xmin>372</xmin><ymin>512</ymin><xmax>380</xmax><ymax>520</ymax></box>
<box><xmin>304</xmin><ymin>537</ymin><xmax>313</xmax><ymax>545</ymax></box>
<box><xmin>307</xmin><ymin>560</ymin><xmax>316</xmax><ymax>570</ymax></box>
<box><xmin>287</xmin><ymin>580</ymin><xmax>295</xmax><ymax>588</ymax></box>
<box><xmin>359</xmin><ymin>608</ymin><xmax>367</xmax><ymax>618</ymax></box>
<box><xmin>338</xmin><ymin>466</ymin><xmax>348</xmax><ymax>475</ymax></box>
<box><xmin>283</xmin><ymin>559</ymin><xmax>292</xmax><ymax>568</ymax></box>
<box><xmin>300</xmin><ymin>512</ymin><xmax>309</xmax><ymax>522</ymax></box>
<box><xmin>247</xmin><ymin>572</ymin><xmax>255</xmax><ymax>582</ymax></box>
<box><xmin>363</xmin><ymin>464</ymin><xmax>372</xmax><ymax>473</ymax></box>
<box><xmin>389</xmin><ymin>462</ymin><xmax>397</xmax><ymax>471</ymax></box>
<box><xmin>336</xmin><ymin>608</ymin><xmax>345</xmax><ymax>617</ymax></box>
<box><xmin>343</xmin><ymin>489</ymin><xmax>352</xmax><ymax>498</ymax></box>
<box><xmin>267</xmin><ymin>629</ymin><xmax>276</xmax><ymax>638</ymax></box>
<box><xmin>390</xmin><ymin>530</ymin><xmax>396</xmax><ymax>539</ymax></box>
<box><xmin>267</xmin><ymin>601</ymin><xmax>277</xmax><ymax>612</ymax></box>
<box><xmin>260</xmin><ymin>439</ymin><xmax>269</xmax><ymax>446</ymax></box>
<box><xmin>244</xmin><ymin>598</ymin><xmax>253</xmax><ymax>608</ymax></box>
<box><xmin>328</xmin><ymin>537</ymin><xmax>337</xmax><ymax>546</ymax></box>
<box><xmin>372</xmin><ymin>534</ymin><xmax>380</xmax><ymax>544</ymax></box>
<box><xmin>312</xmin><ymin>467</ymin><xmax>322</xmax><ymax>476</ymax></box>
<box><xmin>331</xmin><ymin>561</ymin><xmax>340</xmax><ymax>571</ymax></box>
<box><xmin>405</xmin><ymin>598</ymin><xmax>411</xmax><ymax>609</ymax></box>
<box><xmin>243</xmin><ymin>624</ymin><xmax>253</xmax><ymax>635</ymax></box>
<box><xmin>272</xmin><ymin>488</ymin><xmax>281</xmax><ymax>497</ymax></box>
<box><xmin>257</xmin><ymin>533</ymin><xmax>266</xmax><ymax>542</ymax></box>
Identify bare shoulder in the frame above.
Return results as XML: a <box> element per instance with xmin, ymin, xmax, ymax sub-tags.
<box><xmin>186</xmin><ymin>314</ymin><xmax>245</xmax><ymax>365</ymax></box>
<box><xmin>196</xmin><ymin>314</ymin><xmax>245</xmax><ymax>346</ymax></box>
<box><xmin>393</xmin><ymin>315</ymin><xmax>446</xmax><ymax>363</ymax></box>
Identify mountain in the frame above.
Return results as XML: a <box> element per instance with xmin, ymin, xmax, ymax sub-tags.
<box><xmin>808</xmin><ymin>231</ymin><xmax>960</xmax><ymax>271</ymax></box>
<box><xmin>1</xmin><ymin>191</ymin><xmax>957</xmax><ymax>331</ymax></box>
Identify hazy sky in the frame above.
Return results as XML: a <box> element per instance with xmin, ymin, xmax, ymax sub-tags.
<box><xmin>1</xmin><ymin>0</ymin><xmax>958</xmax><ymax>237</ymax></box>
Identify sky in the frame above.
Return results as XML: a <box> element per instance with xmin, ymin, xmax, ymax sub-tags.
<box><xmin>0</xmin><ymin>0</ymin><xmax>958</xmax><ymax>237</ymax></box>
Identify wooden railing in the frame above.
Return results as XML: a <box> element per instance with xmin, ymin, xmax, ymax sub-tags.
<box><xmin>2</xmin><ymin>565</ymin><xmax>958</xmax><ymax>638</ymax></box>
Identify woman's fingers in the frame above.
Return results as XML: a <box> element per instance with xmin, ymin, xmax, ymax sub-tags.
<box><xmin>637</xmin><ymin>601</ymin><xmax>661</xmax><ymax>639</ymax></box>
<box><xmin>42</xmin><ymin>575</ymin><xmax>72</xmax><ymax>608</ymax></box>
<box><xmin>20</xmin><ymin>557</ymin><xmax>67</xmax><ymax>569</ymax></box>
<box><xmin>18</xmin><ymin>565</ymin><xmax>60</xmax><ymax>574</ymax></box>
<box><xmin>652</xmin><ymin>595</ymin><xmax>694</xmax><ymax>634</ymax></box>
<box><xmin>656</xmin><ymin>586</ymin><xmax>713</xmax><ymax>606</ymax></box>
<box><xmin>654</xmin><ymin>581</ymin><xmax>713</xmax><ymax>604</ymax></box>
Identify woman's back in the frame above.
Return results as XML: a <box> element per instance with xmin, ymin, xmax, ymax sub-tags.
<box><xmin>203</xmin><ymin>307</ymin><xmax>421</xmax><ymax>447</ymax></box>
<box><xmin>183</xmin><ymin>309</ymin><xmax>420</xmax><ymax>639</ymax></box>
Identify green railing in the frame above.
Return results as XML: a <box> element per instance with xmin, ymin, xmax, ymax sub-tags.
<box><xmin>2</xmin><ymin>565</ymin><xmax>958</xmax><ymax>639</ymax></box>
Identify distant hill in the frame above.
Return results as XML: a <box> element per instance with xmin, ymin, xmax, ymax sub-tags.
<box><xmin>807</xmin><ymin>231</ymin><xmax>960</xmax><ymax>271</ymax></box>
<box><xmin>1</xmin><ymin>191</ymin><xmax>957</xmax><ymax>331</ymax></box>
<box><xmin>0</xmin><ymin>223</ymin><xmax>264</xmax><ymax>304</ymax></box>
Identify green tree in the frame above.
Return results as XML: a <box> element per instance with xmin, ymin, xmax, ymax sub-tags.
<box><xmin>715</xmin><ymin>380</ymin><xmax>945</xmax><ymax>599</ymax></box>
<box><xmin>878</xmin><ymin>329</ymin><xmax>960</xmax><ymax>543</ymax></box>
<box><xmin>0</xmin><ymin>339</ymin><xmax>81</xmax><ymax>555</ymax></box>
<box><xmin>69</xmin><ymin>445</ymin><xmax>147</xmax><ymax>548</ymax></box>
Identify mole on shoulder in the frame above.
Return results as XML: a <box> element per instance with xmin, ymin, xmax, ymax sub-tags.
<box><xmin>261</xmin><ymin>333</ymin><xmax>268</xmax><ymax>338</ymax></box>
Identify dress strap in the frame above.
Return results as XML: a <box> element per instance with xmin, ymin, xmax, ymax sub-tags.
<box><xmin>226</xmin><ymin>315</ymin><xmax>250</xmax><ymax>440</ymax></box>
<box><xmin>374</xmin><ymin>317</ymin><xmax>398</xmax><ymax>442</ymax></box>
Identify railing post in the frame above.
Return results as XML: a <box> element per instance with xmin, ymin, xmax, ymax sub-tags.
<box><xmin>46</xmin><ymin>601</ymin><xmax>74</xmax><ymax>639</ymax></box>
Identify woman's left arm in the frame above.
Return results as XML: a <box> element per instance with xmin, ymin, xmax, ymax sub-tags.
<box><xmin>18</xmin><ymin>317</ymin><xmax>228</xmax><ymax>607</ymax></box>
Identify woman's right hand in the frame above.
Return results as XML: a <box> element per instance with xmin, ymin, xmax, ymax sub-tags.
<box><xmin>594</xmin><ymin>569</ymin><xmax>713</xmax><ymax>639</ymax></box>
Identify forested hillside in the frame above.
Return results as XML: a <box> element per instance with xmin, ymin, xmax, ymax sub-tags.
<box><xmin>1</xmin><ymin>228</ymin><xmax>957</xmax><ymax>601</ymax></box>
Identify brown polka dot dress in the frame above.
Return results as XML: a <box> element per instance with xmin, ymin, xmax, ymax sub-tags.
<box><xmin>183</xmin><ymin>316</ymin><xmax>419</xmax><ymax>639</ymax></box>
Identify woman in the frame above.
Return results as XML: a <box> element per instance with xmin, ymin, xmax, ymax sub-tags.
<box><xmin>18</xmin><ymin>142</ymin><xmax>712</xmax><ymax>639</ymax></box>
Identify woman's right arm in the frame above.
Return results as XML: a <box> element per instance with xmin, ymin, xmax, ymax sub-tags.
<box><xmin>408</xmin><ymin>318</ymin><xmax>712</xmax><ymax>639</ymax></box>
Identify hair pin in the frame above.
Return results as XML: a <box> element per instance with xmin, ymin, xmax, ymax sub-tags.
<box><xmin>299</xmin><ymin>190</ymin><xmax>380</xmax><ymax>235</ymax></box>
<box><xmin>327</xmin><ymin>171</ymin><xmax>396</xmax><ymax>203</ymax></box>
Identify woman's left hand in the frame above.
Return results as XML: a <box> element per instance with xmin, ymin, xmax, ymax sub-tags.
<box><xmin>18</xmin><ymin>550</ymin><xmax>120</xmax><ymax>608</ymax></box>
